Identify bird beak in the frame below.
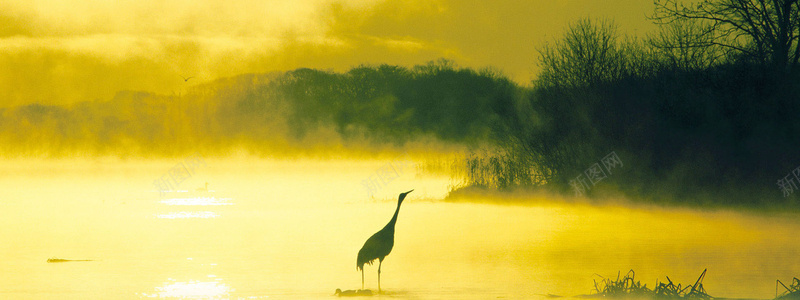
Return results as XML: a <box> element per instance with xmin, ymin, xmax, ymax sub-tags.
<box><xmin>405</xmin><ymin>189</ymin><xmax>414</xmax><ymax>194</ymax></box>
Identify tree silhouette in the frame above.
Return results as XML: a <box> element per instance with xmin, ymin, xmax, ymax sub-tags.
<box><xmin>649</xmin><ymin>18</ymin><xmax>721</xmax><ymax>71</ymax></box>
<box><xmin>537</xmin><ymin>18</ymin><xmax>628</xmax><ymax>88</ymax></box>
<box><xmin>652</xmin><ymin>0</ymin><xmax>800</xmax><ymax>72</ymax></box>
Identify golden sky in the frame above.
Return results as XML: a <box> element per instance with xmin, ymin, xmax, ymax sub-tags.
<box><xmin>0</xmin><ymin>0</ymin><xmax>657</xmax><ymax>107</ymax></box>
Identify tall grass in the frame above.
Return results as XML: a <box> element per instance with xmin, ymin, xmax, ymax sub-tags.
<box><xmin>455</xmin><ymin>143</ymin><xmax>552</xmax><ymax>190</ymax></box>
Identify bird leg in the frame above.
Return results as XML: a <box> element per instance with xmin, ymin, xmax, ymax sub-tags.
<box><xmin>361</xmin><ymin>268</ymin><xmax>364</xmax><ymax>290</ymax></box>
<box><xmin>378</xmin><ymin>260</ymin><xmax>382</xmax><ymax>293</ymax></box>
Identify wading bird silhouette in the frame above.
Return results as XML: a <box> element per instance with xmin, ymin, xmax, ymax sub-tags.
<box><xmin>356</xmin><ymin>189</ymin><xmax>413</xmax><ymax>293</ymax></box>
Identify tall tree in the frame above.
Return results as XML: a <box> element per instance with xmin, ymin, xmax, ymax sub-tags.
<box><xmin>652</xmin><ymin>0</ymin><xmax>800</xmax><ymax>72</ymax></box>
<box><xmin>649</xmin><ymin>18</ymin><xmax>722</xmax><ymax>70</ymax></box>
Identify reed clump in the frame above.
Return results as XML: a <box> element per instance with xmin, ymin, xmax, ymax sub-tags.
<box><xmin>586</xmin><ymin>269</ymin><xmax>711</xmax><ymax>299</ymax></box>
<box><xmin>591</xmin><ymin>270</ymin><xmax>651</xmax><ymax>297</ymax></box>
<box><xmin>775</xmin><ymin>277</ymin><xmax>800</xmax><ymax>300</ymax></box>
<box><xmin>457</xmin><ymin>148</ymin><xmax>549</xmax><ymax>190</ymax></box>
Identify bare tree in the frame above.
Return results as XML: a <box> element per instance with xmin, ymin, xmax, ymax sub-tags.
<box><xmin>537</xmin><ymin>18</ymin><xmax>627</xmax><ymax>88</ymax></box>
<box><xmin>652</xmin><ymin>0</ymin><xmax>800</xmax><ymax>72</ymax></box>
<box><xmin>649</xmin><ymin>18</ymin><xmax>722</xmax><ymax>70</ymax></box>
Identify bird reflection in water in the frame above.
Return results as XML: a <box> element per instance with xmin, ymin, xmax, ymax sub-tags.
<box><xmin>335</xmin><ymin>288</ymin><xmax>373</xmax><ymax>297</ymax></box>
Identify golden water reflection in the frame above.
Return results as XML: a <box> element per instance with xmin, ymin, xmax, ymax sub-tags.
<box><xmin>155</xmin><ymin>196</ymin><xmax>234</xmax><ymax>219</ymax></box>
<box><xmin>2</xmin><ymin>157</ymin><xmax>798</xmax><ymax>299</ymax></box>
<box><xmin>143</xmin><ymin>277</ymin><xmax>232</xmax><ymax>298</ymax></box>
<box><xmin>155</xmin><ymin>211</ymin><xmax>219</xmax><ymax>219</ymax></box>
<box><xmin>160</xmin><ymin>197</ymin><xmax>234</xmax><ymax>206</ymax></box>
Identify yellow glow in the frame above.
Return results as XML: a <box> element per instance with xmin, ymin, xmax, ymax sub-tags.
<box><xmin>155</xmin><ymin>211</ymin><xmax>218</xmax><ymax>219</ymax></box>
<box><xmin>160</xmin><ymin>197</ymin><xmax>232</xmax><ymax>206</ymax></box>
<box><xmin>4</xmin><ymin>1</ymin><xmax>792</xmax><ymax>298</ymax></box>
<box><xmin>145</xmin><ymin>278</ymin><xmax>232</xmax><ymax>298</ymax></box>
<box><xmin>1</xmin><ymin>157</ymin><xmax>798</xmax><ymax>299</ymax></box>
<box><xmin>0</xmin><ymin>0</ymin><xmax>658</xmax><ymax>106</ymax></box>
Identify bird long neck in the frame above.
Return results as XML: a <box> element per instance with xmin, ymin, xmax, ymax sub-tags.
<box><xmin>384</xmin><ymin>199</ymin><xmax>403</xmax><ymax>231</ymax></box>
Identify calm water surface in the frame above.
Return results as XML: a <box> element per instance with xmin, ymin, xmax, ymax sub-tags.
<box><xmin>1</xmin><ymin>157</ymin><xmax>798</xmax><ymax>299</ymax></box>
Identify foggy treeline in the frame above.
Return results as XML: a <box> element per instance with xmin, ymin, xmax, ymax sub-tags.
<box><xmin>0</xmin><ymin>61</ymin><xmax>514</xmax><ymax>157</ymax></box>
<box><xmin>3</xmin><ymin>0</ymin><xmax>799</xmax><ymax>206</ymax></box>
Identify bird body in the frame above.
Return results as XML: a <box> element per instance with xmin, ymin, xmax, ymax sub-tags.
<box><xmin>356</xmin><ymin>210</ymin><xmax>397</xmax><ymax>269</ymax></box>
<box><xmin>356</xmin><ymin>190</ymin><xmax>413</xmax><ymax>292</ymax></box>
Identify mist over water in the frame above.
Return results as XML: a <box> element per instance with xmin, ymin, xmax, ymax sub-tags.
<box><xmin>4</xmin><ymin>0</ymin><xmax>800</xmax><ymax>298</ymax></box>
<box><xmin>2</xmin><ymin>156</ymin><xmax>798</xmax><ymax>299</ymax></box>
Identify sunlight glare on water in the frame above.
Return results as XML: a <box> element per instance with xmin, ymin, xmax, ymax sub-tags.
<box><xmin>0</xmin><ymin>156</ymin><xmax>798</xmax><ymax>299</ymax></box>
<box><xmin>159</xmin><ymin>197</ymin><xmax>233</xmax><ymax>206</ymax></box>
<box><xmin>143</xmin><ymin>278</ymin><xmax>232</xmax><ymax>298</ymax></box>
<box><xmin>155</xmin><ymin>196</ymin><xmax>234</xmax><ymax>219</ymax></box>
<box><xmin>155</xmin><ymin>211</ymin><xmax>219</xmax><ymax>219</ymax></box>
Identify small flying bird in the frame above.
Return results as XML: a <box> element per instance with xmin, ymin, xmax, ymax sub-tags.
<box><xmin>356</xmin><ymin>189</ymin><xmax>413</xmax><ymax>293</ymax></box>
<box><xmin>180</xmin><ymin>75</ymin><xmax>194</xmax><ymax>82</ymax></box>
